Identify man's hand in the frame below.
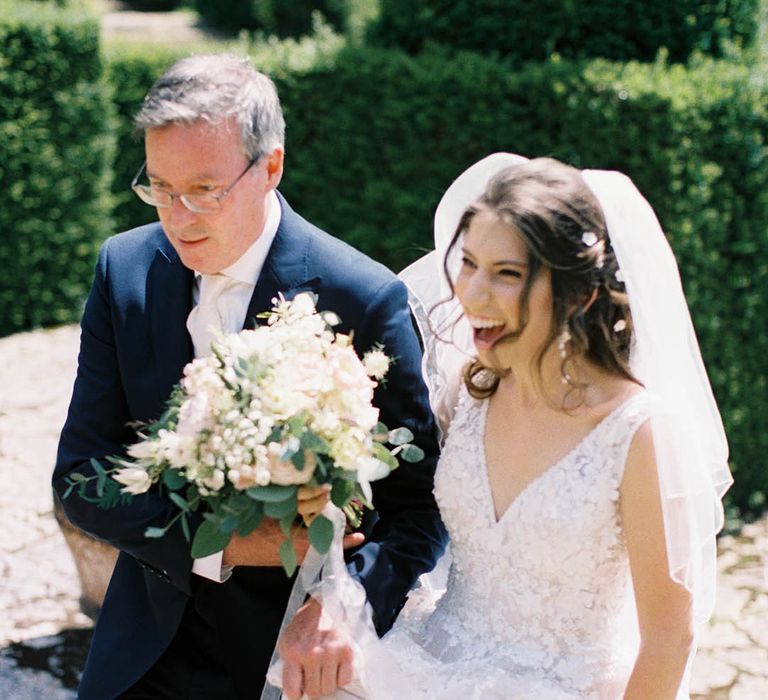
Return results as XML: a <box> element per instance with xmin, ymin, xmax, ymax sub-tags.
<box><xmin>297</xmin><ymin>484</ymin><xmax>331</xmax><ymax>525</ymax></box>
<box><xmin>222</xmin><ymin>485</ymin><xmax>365</xmax><ymax>567</ymax></box>
<box><xmin>278</xmin><ymin>597</ymin><xmax>356</xmax><ymax>700</ymax></box>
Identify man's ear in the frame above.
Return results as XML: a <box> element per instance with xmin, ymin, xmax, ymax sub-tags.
<box><xmin>265</xmin><ymin>148</ymin><xmax>284</xmax><ymax>190</ymax></box>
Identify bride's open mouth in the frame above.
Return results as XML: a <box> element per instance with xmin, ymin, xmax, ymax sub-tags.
<box><xmin>467</xmin><ymin>315</ymin><xmax>507</xmax><ymax>350</ymax></box>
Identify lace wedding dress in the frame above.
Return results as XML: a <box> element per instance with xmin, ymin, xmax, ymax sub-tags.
<box><xmin>357</xmin><ymin>388</ymin><xmax>655</xmax><ymax>700</ymax></box>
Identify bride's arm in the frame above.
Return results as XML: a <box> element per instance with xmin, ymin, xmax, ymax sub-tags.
<box><xmin>620</xmin><ymin>421</ymin><xmax>695</xmax><ymax>700</ymax></box>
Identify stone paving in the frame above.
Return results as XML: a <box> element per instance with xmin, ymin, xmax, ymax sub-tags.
<box><xmin>1</xmin><ymin>324</ymin><xmax>766</xmax><ymax>698</ymax></box>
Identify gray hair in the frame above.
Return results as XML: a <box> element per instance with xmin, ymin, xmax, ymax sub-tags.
<box><xmin>134</xmin><ymin>54</ymin><xmax>285</xmax><ymax>158</ymax></box>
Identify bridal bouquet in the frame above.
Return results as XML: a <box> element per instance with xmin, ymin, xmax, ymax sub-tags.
<box><xmin>64</xmin><ymin>293</ymin><xmax>423</xmax><ymax>575</ymax></box>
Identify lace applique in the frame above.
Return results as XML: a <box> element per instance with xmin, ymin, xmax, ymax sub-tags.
<box><xmin>366</xmin><ymin>390</ymin><xmax>653</xmax><ymax>700</ymax></box>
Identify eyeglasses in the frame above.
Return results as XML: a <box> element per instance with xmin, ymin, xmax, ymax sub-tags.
<box><xmin>131</xmin><ymin>156</ymin><xmax>260</xmax><ymax>214</ymax></box>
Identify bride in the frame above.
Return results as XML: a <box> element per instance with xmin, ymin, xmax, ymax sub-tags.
<box><xmin>269</xmin><ymin>154</ymin><xmax>732</xmax><ymax>699</ymax></box>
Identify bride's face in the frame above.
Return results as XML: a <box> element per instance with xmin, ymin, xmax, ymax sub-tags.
<box><xmin>454</xmin><ymin>211</ymin><xmax>554</xmax><ymax>368</ymax></box>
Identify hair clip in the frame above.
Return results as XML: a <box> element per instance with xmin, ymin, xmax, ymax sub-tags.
<box><xmin>581</xmin><ymin>231</ymin><xmax>598</xmax><ymax>247</ymax></box>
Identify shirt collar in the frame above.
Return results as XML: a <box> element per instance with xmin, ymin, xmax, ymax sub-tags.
<box><xmin>194</xmin><ymin>189</ymin><xmax>281</xmax><ymax>286</ymax></box>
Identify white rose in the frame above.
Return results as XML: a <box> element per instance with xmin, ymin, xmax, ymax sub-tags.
<box><xmin>329</xmin><ymin>345</ymin><xmax>371</xmax><ymax>390</ymax></box>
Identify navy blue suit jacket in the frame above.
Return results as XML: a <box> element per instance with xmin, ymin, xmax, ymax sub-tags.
<box><xmin>53</xmin><ymin>195</ymin><xmax>447</xmax><ymax>699</ymax></box>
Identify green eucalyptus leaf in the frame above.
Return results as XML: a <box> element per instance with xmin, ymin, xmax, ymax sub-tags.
<box><xmin>247</xmin><ymin>485</ymin><xmax>296</xmax><ymax>502</ymax></box>
<box><xmin>300</xmin><ymin>431</ymin><xmax>328</xmax><ymax>452</ymax></box>
<box><xmin>145</xmin><ymin>526</ymin><xmax>167</xmax><ymax>539</ymax></box>
<box><xmin>331</xmin><ymin>479</ymin><xmax>355</xmax><ymax>508</ymax></box>
<box><xmin>96</xmin><ymin>474</ymin><xmax>106</xmax><ymax>498</ymax></box>
<box><xmin>388</xmin><ymin>427</ymin><xmax>414</xmax><ymax>445</ymax></box>
<box><xmin>308</xmin><ymin>514</ymin><xmax>334</xmax><ymax>554</ymax></box>
<box><xmin>372</xmin><ymin>441</ymin><xmax>398</xmax><ymax>470</ymax></box>
<box><xmin>191</xmin><ymin>519</ymin><xmax>232</xmax><ymax>558</ymax></box>
<box><xmin>399</xmin><ymin>444</ymin><xmax>425</xmax><ymax>463</ymax></box>
<box><xmin>220</xmin><ymin>515</ymin><xmax>239</xmax><ymax>534</ymax></box>
<box><xmin>280</xmin><ymin>538</ymin><xmax>297</xmax><ymax>577</ymax></box>
<box><xmin>265</xmin><ymin>496</ymin><xmax>298</xmax><ymax>519</ymax></box>
<box><xmin>291</xmin><ymin>449</ymin><xmax>305</xmax><ymax>470</ymax></box>
<box><xmin>236</xmin><ymin>508</ymin><xmax>264</xmax><ymax>537</ymax></box>
<box><xmin>89</xmin><ymin>458</ymin><xmax>107</xmax><ymax>477</ymax></box>
<box><xmin>180</xmin><ymin>514</ymin><xmax>191</xmax><ymax>542</ymax></box>
<box><xmin>169</xmin><ymin>492</ymin><xmax>190</xmax><ymax>513</ymax></box>
<box><xmin>163</xmin><ymin>469</ymin><xmax>186</xmax><ymax>491</ymax></box>
<box><xmin>279</xmin><ymin>512</ymin><xmax>295</xmax><ymax>536</ymax></box>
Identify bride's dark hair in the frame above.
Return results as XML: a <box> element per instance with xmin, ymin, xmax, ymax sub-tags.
<box><xmin>443</xmin><ymin>157</ymin><xmax>639</xmax><ymax>400</ymax></box>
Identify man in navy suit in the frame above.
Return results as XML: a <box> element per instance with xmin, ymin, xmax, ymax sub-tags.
<box><xmin>53</xmin><ymin>54</ymin><xmax>446</xmax><ymax>700</ymax></box>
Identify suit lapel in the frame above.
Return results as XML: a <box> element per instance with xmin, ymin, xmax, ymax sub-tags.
<box><xmin>243</xmin><ymin>194</ymin><xmax>321</xmax><ymax>329</ymax></box>
<box><xmin>149</xmin><ymin>238</ymin><xmax>194</xmax><ymax>406</ymax></box>
<box><xmin>145</xmin><ymin>196</ymin><xmax>319</xmax><ymax>411</ymax></box>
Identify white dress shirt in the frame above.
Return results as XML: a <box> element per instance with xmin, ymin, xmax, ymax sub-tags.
<box><xmin>191</xmin><ymin>190</ymin><xmax>280</xmax><ymax>582</ymax></box>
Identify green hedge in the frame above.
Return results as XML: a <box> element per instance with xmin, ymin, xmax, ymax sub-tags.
<box><xmin>104</xmin><ymin>31</ymin><xmax>345</xmax><ymax>234</ymax></box>
<box><xmin>106</xmin><ymin>48</ymin><xmax>186</xmax><ymax>235</ymax></box>
<box><xmin>274</xmin><ymin>48</ymin><xmax>767</xmax><ymax>521</ymax></box>
<box><xmin>192</xmin><ymin>0</ymin><xmax>346</xmax><ymax>37</ymax></box>
<box><xmin>369</xmin><ymin>0</ymin><xmax>760</xmax><ymax>63</ymax></box>
<box><xmin>0</xmin><ymin>1</ymin><xmax>114</xmax><ymax>335</ymax></box>
<box><xmin>105</xmin><ymin>45</ymin><xmax>766</xmax><ymax>518</ymax></box>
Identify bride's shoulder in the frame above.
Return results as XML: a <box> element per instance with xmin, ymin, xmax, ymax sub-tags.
<box><xmin>582</xmin><ymin>377</ymin><xmax>648</xmax><ymax>422</ymax></box>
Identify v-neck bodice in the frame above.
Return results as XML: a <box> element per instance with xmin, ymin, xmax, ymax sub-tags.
<box><xmin>478</xmin><ymin>394</ymin><xmax>645</xmax><ymax>527</ymax></box>
<box><xmin>377</xmin><ymin>386</ymin><xmax>654</xmax><ymax>698</ymax></box>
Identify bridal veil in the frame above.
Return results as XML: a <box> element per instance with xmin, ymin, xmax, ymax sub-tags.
<box><xmin>400</xmin><ymin>152</ymin><xmax>733</xmax><ymax>628</ymax></box>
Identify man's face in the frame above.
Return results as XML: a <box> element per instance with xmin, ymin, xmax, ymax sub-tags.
<box><xmin>144</xmin><ymin>118</ymin><xmax>283</xmax><ymax>274</ymax></box>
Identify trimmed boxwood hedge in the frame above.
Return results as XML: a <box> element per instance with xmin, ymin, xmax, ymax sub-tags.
<box><xmin>191</xmin><ymin>0</ymin><xmax>346</xmax><ymax>37</ymax></box>
<box><xmin>369</xmin><ymin>0</ymin><xmax>760</xmax><ymax>64</ymax></box>
<box><xmin>104</xmin><ymin>45</ymin><xmax>766</xmax><ymax>518</ymax></box>
<box><xmin>0</xmin><ymin>1</ymin><xmax>114</xmax><ymax>335</ymax></box>
<box><xmin>5</xmin><ymin>18</ymin><xmax>765</xmax><ymax>518</ymax></box>
<box><xmin>278</xmin><ymin>48</ymin><xmax>767</xmax><ymax>521</ymax></box>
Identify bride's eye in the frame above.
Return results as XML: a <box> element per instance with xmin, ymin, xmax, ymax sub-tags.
<box><xmin>461</xmin><ymin>256</ymin><xmax>477</xmax><ymax>269</ymax></box>
<box><xmin>498</xmin><ymin>268</ymin><xmax>522</xmax><ymax>279</ymax></box>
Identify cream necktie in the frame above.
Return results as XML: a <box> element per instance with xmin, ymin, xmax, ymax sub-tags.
<box><xmin>186</xmin><ymin>274</ymin><xmax>238</xmax><ymax>358</ymax></box>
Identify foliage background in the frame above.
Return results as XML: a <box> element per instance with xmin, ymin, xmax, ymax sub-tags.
<box><xmin>1</xmin><ymin>0</ymin><xmax>765</xmax><ymax>521</ymax></box>
<box><xmin>0</xmin><ymin>0</ymin><xmax>114</xmax><ymax>334</ymax></box>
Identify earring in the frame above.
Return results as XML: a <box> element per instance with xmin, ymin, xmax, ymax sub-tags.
<box><xmin>557</xmin><ymin>324</ymin><xmax>571</xmax><ymax>359</ymax></box>
<box><xmin>558</xmin><ymin>324</ymin><xmax>573</xmax><ymax>385</ymax></box>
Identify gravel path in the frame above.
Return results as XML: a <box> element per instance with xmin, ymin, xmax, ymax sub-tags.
<box><xmin>0</xmin><ymin>324</ymin><xmax>766</xmax><ymax>698</ymax></box>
